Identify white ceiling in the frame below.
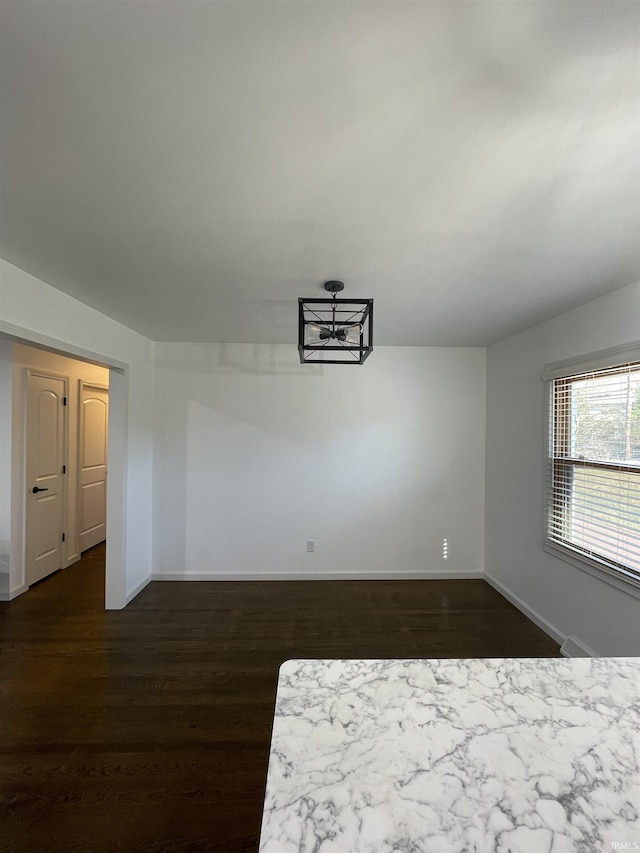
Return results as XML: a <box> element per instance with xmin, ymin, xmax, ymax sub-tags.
<box><xmin>1</xmin><ymin>1</ymin><xmax>638</xmax><ymax>346</ymax></box>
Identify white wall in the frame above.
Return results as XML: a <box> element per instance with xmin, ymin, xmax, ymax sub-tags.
<box><xmin>485</xmin><ymin>281</ymin><xmax>640</xmax><ymax>656</ymax></box>
<box><xmin>0</xmin><ymin>259</ymin><xmax>154</xmax><ymax>607</ymax></box>
<box><xmin>12</xmin><ymin>344</ymin><xmax>109</xmax><ymax>569</ymax></box>
<box><xmin>153</xmin><ymin>343</ymin><xmax>486</xmax><ymax>579</ymax></box>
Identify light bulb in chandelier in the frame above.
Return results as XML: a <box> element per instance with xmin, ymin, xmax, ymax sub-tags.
<box><xmin>304</xmin><ymin>323</ymin><xmax>332</xmax><ymax>345</ymax></box>
<box><xmin>335</xmin><ymin>323</ymin><xmax>362</xmax><ymax>344</ymax></box>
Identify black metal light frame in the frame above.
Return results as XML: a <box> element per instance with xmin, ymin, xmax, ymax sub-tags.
<box><xmin>298</xmin><ymin>282</ymin><xmax>374</xmax><ymax>365</ymax></box>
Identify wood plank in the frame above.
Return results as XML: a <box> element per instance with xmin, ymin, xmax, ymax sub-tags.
<box><xmin>0</xmin><ymin>543</ymin><xmax>559</xmax><ymax>852</ymax></box>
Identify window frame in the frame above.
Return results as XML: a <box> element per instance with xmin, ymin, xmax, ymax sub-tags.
<box><xmin>543</xmin><ymin>342</ymin><xmax>640</xmax><ymax>600</ymax></box>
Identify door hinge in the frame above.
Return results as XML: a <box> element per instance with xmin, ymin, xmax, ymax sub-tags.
<box><xmin>62</xmin><ymin>464</ymin><xmax>66</xmax><ymax>474</ymax></box>
<box><xmin>63</xmin><ymin>396</ymin><xmax>67</xmax><ymax>406</ymax></box>
<box><xmin>62</xmin><ymin>532</ymin><xmax>66</xmax><ymax>542</ymax></box>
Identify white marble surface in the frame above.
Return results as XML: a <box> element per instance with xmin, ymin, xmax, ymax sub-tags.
<box><xmin>259</xmin><ymin>658</ymin><xmax>640</xmax><ymax>853</ymax></box>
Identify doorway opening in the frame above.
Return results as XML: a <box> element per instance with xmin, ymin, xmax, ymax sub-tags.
<box><xmin>20</xmin><ymin>344</ymin><xmax>109</xmax><ymax>588</ymax></box>
<box><xmin>0</xmin><ymin>328</ymin><xmax>127</xmax><ymax>609</ymax></box>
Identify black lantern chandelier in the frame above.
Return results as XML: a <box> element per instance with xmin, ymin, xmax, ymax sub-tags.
<box><xmin>298</xmin><ymin>281</ymin><xmax>373</xmax><ymax>365</ymax></box>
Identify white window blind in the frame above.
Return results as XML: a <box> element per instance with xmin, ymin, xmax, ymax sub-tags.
<box><xmin>546</xmin><ymin>360</ymin><xmax>640</xmax><ymax>588</ymax></box>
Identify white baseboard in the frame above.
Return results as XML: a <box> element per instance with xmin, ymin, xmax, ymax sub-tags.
<box><xmin>125</xmin><ymin>575</ymin><xmax>151</xmax><ymax>605</ymax></box>
<box><xmin>483</xmin><ymin>572</ymin><xmax>566</xmax><ymax>647</ymax></box>
<box><xmin>0</xmin><ymin>583</ymin><xmax>29</xmax><ymax>602</ymax></box>
<box><xmin>151</xmin><ymin>571</ymin><xmax>484</xmax><ymax>582</ymax></box>
<box><xmin>560</xmin><ymin>635</ymin><xmax>596</xmax><ymax>658</ymax></box>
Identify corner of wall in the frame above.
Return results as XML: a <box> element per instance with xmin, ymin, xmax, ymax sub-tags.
<box><xmin>484</xmin><ymin>281</ymin><xmax>640</xmax><ymax>656</ymax></box>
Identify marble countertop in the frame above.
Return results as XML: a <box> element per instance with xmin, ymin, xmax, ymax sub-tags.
<box><xmin>259</xmin><ymin>657</ymin><xmax>640</xmax><ymax>853</ymax></box>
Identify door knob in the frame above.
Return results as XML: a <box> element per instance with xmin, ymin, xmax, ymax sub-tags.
<box><xmin>32</xmin><ymin>486</ymin><xmax>49</xmax><ymax>493</ymax></box>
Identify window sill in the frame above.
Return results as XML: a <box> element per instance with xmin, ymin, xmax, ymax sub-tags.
<box><xmin>544</xmin><ymin>541</ymin><xmax>640</xmax><ymax>601</ymax></box>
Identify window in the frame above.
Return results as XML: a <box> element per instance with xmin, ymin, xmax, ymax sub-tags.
<box><xmin>545</xmin><ymin>350</ymin><xmax>640</xmax><ymax>591</ymax></box>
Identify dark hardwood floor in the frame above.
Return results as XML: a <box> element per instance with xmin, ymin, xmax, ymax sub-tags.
<box><xmin>0</xmin><ymin>545</ymin><xmax>559</xmax><ymax>852</ymax></box>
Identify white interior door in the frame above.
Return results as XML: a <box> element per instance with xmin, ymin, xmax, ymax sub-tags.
<box><xmin>26</xmin><ymin>373</ymin><xmax>66</xmax><ymax>585</ymax></box>
<box><xmin>79</xmin><ymin>383</ymin><xmax>108</xmax><ymax>552</ymax></box>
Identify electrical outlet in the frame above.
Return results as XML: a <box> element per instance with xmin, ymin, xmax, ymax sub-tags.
<box><xmin>307</xmin><ymin>540</ymin><xmax>316</xmax><ymax>553</ymax></box>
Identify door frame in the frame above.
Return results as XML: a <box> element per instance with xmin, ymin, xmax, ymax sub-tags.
<box><xmin>0</xmin><ymin>318</ymin><xmax>129</xmax><ymax>609</ymax></box>
<box><xmin>24</xmin><ymin>368</ymin><xmax>70</xmax><ymax>581</ymax></box>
